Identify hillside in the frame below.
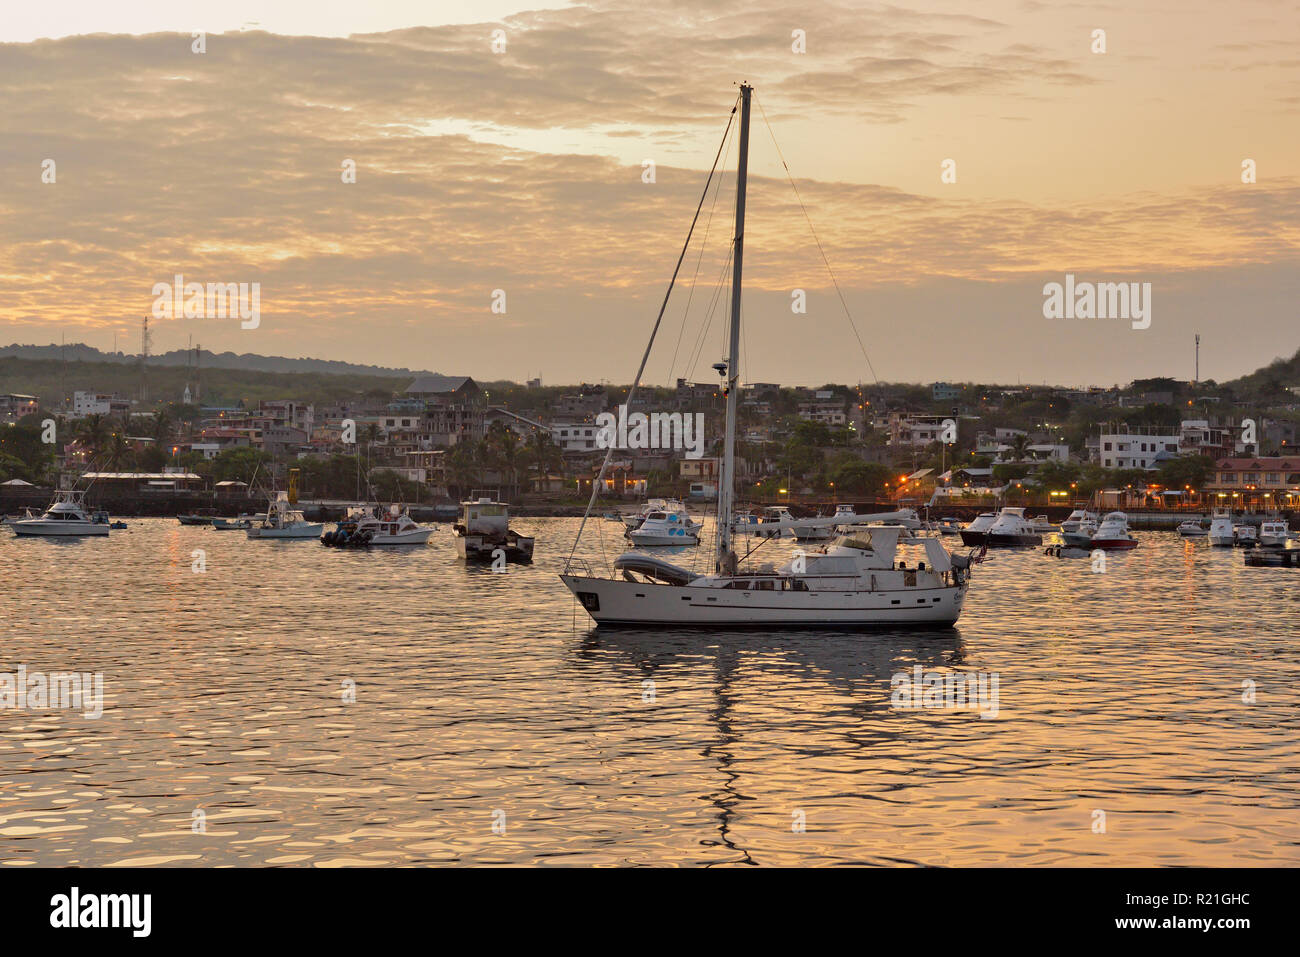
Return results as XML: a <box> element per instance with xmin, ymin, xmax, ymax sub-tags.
<box><xmin>0</xmin><ymin>355</ymin><xmax>425</xmax><ymax>410</ymax></box>
<box><xmin>0</xmin><ymin>343</ymin><xmax>431</xmax><ymax>379</ymax></box>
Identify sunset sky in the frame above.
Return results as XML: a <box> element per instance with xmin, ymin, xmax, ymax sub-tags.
<box><xmin>1</xmin><ymin>0</ymin><xmax>1296</xmax><ymax>387</ymax></box>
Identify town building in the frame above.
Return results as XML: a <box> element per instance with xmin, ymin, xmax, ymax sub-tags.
<box><xmin>1204</xmin><ymin>457</ymin><xmax>1300</xmax><ymax>509</ymax></box>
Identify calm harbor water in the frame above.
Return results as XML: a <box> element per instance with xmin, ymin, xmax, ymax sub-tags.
<box><xmin>1</xmin><ymin>516</ymin><xmax>1297</xmax><ymax>866</ymax></box>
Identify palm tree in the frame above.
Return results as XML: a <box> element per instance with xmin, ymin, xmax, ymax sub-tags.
<box><xmin>102</xmin><ymin>430</ymin><xmax>134</xmax><ymax>471</ymax></box>
<box><xmin>523</xmin><ymin>430</ymin><xmax>564</xmax><ymax>493</ymax></box>
<box><xmin>76</xmin><ymin>413</ymin><xmax>110</xmax><ymax>458</ymax></box>
<box><xmin>1009</xmin><ymin>433</ymin><xmax>1032</xmax><ymax>462</ymax></box>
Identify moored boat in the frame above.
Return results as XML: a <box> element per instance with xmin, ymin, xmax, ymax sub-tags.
<box><xmin>959</xmin><ymin>512</ymin><xmax>997</xmax><ymax>546</ymax></box>
<box><xmin>246</xmin><ymin>492</ymin><xmax>324</xmax><ymax>539</ymax></box>
<box><xmin>1208</xmin><ymin>508</ymin><xmax>1235</xmax><ymax>547</ymax></box>
<box><xmin>559</xmin><ymin>83</ymin><xmax>982</xmax><ymax>627</ymax></box>
<box><xmin>985</xmin><ymin>507</ymin><xmax>1043</xmax><ymax>548</ymax></box>
<box><xmin>322</xmin><ymin>504</ymin><xmax>433</xmax><ymax>548</ymax></box>
<box><xmin>9</xmin><ymin>491</ymin><xmax>111</xmax><ymax>537</ymax></box>
<box><xmin>1091</xmin><ymin>511</ymin><xmax>1138</xmax><ymax>550</ymax></box>
<box><xmin>454</xmin><ymin>495</ymin><xmax>534</xmax><ymax>563</ymax></box>
<box><xmin>1233</xmin><ymin>524</ymin><xmax>1258</xmax><ymax>548</ymax></box>
<box><xmin>1258</xmin><ymin>520</ymin><xmax>1289</xmax><ymax>548</ymax></box>
<box><xmin>1177</xmin><ymin>520</ymin><xmax>1208</xmax><ymax>538</ymax></box>
<box><xmin>627</xmin><ymin>509</ymin><xmax>701</xmax><ymax>546</ymax></box>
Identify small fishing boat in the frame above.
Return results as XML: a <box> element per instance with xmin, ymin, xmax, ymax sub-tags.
<box><xmin>627</xmin><ymin>509</ymin><xmax>701</xmax><ymax>546</ymax></box>
<box><xmin>212</xmin><ymin>517</ymin><xmax>252</xmax><ymax>530</ymax></box>
<box><xmin>246</xmin><ymin>492</ymin><xmax>324</xmax><ymax>539</ymax></box>
<box><xmin>321</xmin><ymin>504</ymin><xmax>433</xmax><ymax>547</ymax></box>
<box><xmin>1177</xmin><ymin>520</ymin><xmax>1208</xmax><ymax>538</ymax></box>
<box><xmin>936</xmin><ymin>517</ymin><xmax>963</xmax><ymax>536</ymax></box>
<box><xmin>177</xmin><ymin>509</ymin><xmax>217</xmax><ymax>526</ymax></box>
<box><xmin>1060</xmin><ymin>509</ymin><xmax>1098</xmax><ymax>534</ymax></box>
<box><xmin>1062</xmin><ymin>517</ymin><xmax>1098</xmax><ymax>548</ymax></box>
<box><xmin>623</xmin><ymin>498</ymin><xmax>691</xmax><ymax>531</ymax></box>
<box><xmin>454</xmin><ymin>495</ymin><xmax>534</xmax><ymax>563</ymax></box>
<box><xmin>1258</xmin><ymin>520</ymin><xmax>1290</xmax><ymax>548</ymax></box>
<box><xmin>1233</xmin><ymin>524</ymin><xmax>1258</xmax><ymax>548</ymax></box>
<box><xmin>1208</xmin><ymin>508</ymin><xmax>1235</xmax><ymax>547</ymax></box>
<box><xmin>9</xmin><ymin>491</ymin><xmax>110</xmax><ymax>537</ymax></box>
<box><xmin>1090</xmin><ymin>512</ymin><xmax>1138</xmax><ymax>550</ymax></box>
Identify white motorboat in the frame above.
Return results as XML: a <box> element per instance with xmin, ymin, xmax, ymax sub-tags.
<box><xmin>1091</xmin><ymin>511</ymin><xmax>1138</xmax><ymax>550</ymax></box>
<box><xmin>984</xmin><ymin>507</ymin><xmax>1043</xmax><ymax>548</ymax></box>
<box><xmin>1259</xmin><ymin>520</ymin><xmax>1290</xmax><ymax>548</ymax></box>
<box><xmin>1233</xmin><ymin>524</ymin><xmax>1258</xmax><ymax>548</ymax></box>
<box><xmin>1176</xmin><ymin>520</ymin><xmax>1208</xmax><ymax>538</ymax></box>
<box><xmin>322</xmin><ymin>504</ymin><xmax>433</xmax><ymax>547</ymax></box>
<box><xmin>793</xmin><ymin>504</ymin><xmax>857</xmax><ymax>543</ymax></box>
<box><xmin>1060</xmin><ymin>509</ymin><xmax>1098</xmax><ymax>534</ymax></box>
<box><xmin>560</xmin><ymin>83</ymin><xmax>981</xmax><ymax>627</ymax></box>
<box><xmin>246</xmin><ymin>492</ymin><xmax>324</xmax><ymax>539</ymax></box>
<box><xmin>936</xmin><ymin>517</ymin><xmax>963</xmax><ymax>536</ymax></box>
<box><xmin>1062</xmin><ymin>517</ymin><xmax>1098</xmax><ymax>548</ymax></box>
<box><xmin>623</xmin><ymin>498</ymin><xmax>692</xmax><ymax>531</ymax></box>
<box><xmin>959</xmin><ymin>512</ymin><xmax>996</xmax><ymax>546</ymax></box>
<box><xmin>627</xmin><ymin>509</ymin><xmax>701</xmax><ymax>546</ymax></box>
<box><xmin>454</xmin><ymin>495</ymin><xmax>534</xmax><ymax>562</ymax></box>
<box><xmin>1208</xmin><ymin>508</ymin><xmax>1235</xmax><ymax>547</ymax></box>
<box><xmin>1028</xmin><ymin>515</ymin><xmax>1059</xmax><ymax>534</ymax></box>
<box><xmin>9</xmin><ymin>491</ymin><xmax>109</xmax><ymax>537</ymax></box>
<box><xmin>733</xmin><ymin>505</ymin><xmax>794</xmax><ymax>539</ymax></box>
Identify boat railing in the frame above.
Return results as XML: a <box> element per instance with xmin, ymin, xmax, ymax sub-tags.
<box><xmin>563</xmin><ymin>558</ymin><xmax>594</xmax><ymax>578</ymax></box>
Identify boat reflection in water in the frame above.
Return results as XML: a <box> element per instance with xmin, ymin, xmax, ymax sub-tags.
<box><xmin>570</xmin><ymin>625</ymin><xmax>971</xmax><ymax>865</ymax></box>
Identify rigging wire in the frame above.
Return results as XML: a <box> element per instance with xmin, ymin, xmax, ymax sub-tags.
<box><xmin>667</xmin><ymin>121</ymin><xmax>734</xmax><ymax>384</ymax></box>
<box><xmin>754</xmin><ymin>92</ymin><xmax>881</xmax><ymax>387</ymax></box>
<box><xmin>565</xmin><ymin>97</ymin><xmax>741</xmax><ymax>573</ymax></box>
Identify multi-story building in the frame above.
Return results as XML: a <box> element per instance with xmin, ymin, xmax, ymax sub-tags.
<box><xmin>0</xmin><ymin>393</ymin><xmax>38</xmax><ymax>423</ymax></box>
<box><xmin>258</xmin><ymin>400</ymin><xmax>315</xmax><ymax>435</ymax></box>
<box><xmin>1204</xmin><ymin>457</ymin><xmax>1300</xmax><ymax>509</ymax></box>
<box><xmin>407</xmin><ymin>375</ymin><xmax>485</xmax><ymax>447</ymax></box>
<box><xmin>72</xmin><ymin>391</ymin><xmax>130</xmax><ymax>417</ymax></box>
<box><xmin>932</xmin><ymin>382</ymin><xmax>961</xmax><ymax>402</ymax></box>
<box><xmin>1097</xmin><ymin>428</ymin><xmax>1181</xmax><ymax>469</ymax></box>
<box><xmin>551</xmin><ymin>422</ymin><xmax>603</xmax><ymax>452</ymax></box>
<box><xmin>797</xmin><ymin>401</ymin><xmax>847</xmax><ymax>426</ymax></box>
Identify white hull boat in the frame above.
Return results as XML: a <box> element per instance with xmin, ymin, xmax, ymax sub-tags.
<box><xmin>453</xmin><ymin>494</ymin><xmax>534</xmax><ymax>563</ymax></box>
<box><xmin>247</xmin><ymin>492</ymin><xmax>323</xmax><ymax>539</ymax></box>
<box><xmin>1208</xmin><ymin>509</ymin><xmax>1235</xmax><ymax>547</ymax></box>
<box><xmin>9</xmin><ymin>491</ymin><xmax>109</xmax><ymax>537</ymax></box>
<box><xmin>561</xmin><ymin>83</ymin><xmax>982</xmax><ymax>628</ymax></box>
<box><xmin>322</xmin><ymin>505</ymin><xmax>433</xmax><ymax>547</ymax></box>
<box><xmin>1177</xmin><ymin>520</ymin><xmax>1207</xmax><ymax>538</ymax></box>
<box><xmin>1258</xmin><ymin>521</ymin><xmax>1290</xmax><ymax>548</ymax></box>
<box><xmin>627</xmin><ymin>509</ymin><xmax>701</xmax><ymax>546</ymax></box>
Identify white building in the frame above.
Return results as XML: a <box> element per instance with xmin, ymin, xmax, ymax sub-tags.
<box><xmin>1098</xmin><ymin>429</ymin><xmax>1180</xmax><ymax>469</ymax></box>
<box><xmin>551</xmin><ymin>422</ymin><xmax>602</xmax><ymax>452</ymax></box>
<box><xmin>72</xmin><ymin>392</ymin><xmax>114</xmax><ymax>416</ymax></box>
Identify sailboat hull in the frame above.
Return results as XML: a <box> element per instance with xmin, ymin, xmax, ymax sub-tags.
<box><xmin>559</xmin><ymin>575</ymin><xmax>966</xmax><ymax>628</ymax></box>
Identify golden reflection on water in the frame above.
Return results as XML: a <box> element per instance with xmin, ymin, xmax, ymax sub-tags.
<box><xmin>0</xmin><ymin>518</ymin><xmax>1296</xmax><ymax>866</ymax></box>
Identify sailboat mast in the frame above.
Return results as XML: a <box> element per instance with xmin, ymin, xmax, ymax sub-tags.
<box><xmin>716</xmin><ymin>82</ymin><xmax>751</xmax><ymax>572</ymax></box>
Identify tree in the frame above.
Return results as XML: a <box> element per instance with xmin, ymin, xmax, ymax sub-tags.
<box><xmin>75</xmin><ymin>413</ymin><xmax>110</xmax><ymax>457</ymax></box>
<box><xmin>1156</xmin><ymin>454</ymin><xmax>1216</xmax><ymax>491</ymax></box>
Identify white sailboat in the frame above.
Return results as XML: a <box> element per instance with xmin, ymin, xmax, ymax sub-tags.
<box><xmin>560</xmin><ymin>84</ymin><xmax>981</xmax><ymax>627</ymax></box>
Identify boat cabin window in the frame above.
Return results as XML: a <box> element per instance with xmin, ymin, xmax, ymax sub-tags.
<box><xmin>754</xmin><ymin>580</ymin><xmax>775</xmax><ymax>591</ymax></box>
<box><xmin>831</xmin><ymin>533</ymin><xmax>873</xmax><ymax>551</ymax></box>
<box><xmin>723</xmin><ymin>580</ymin><xmax>750</xmax><ymax>590</ymax></box>
<box><xmin>786</xmin><ymin>579</ymin><xmax>808</xmax><ymax>591</ymax></box>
